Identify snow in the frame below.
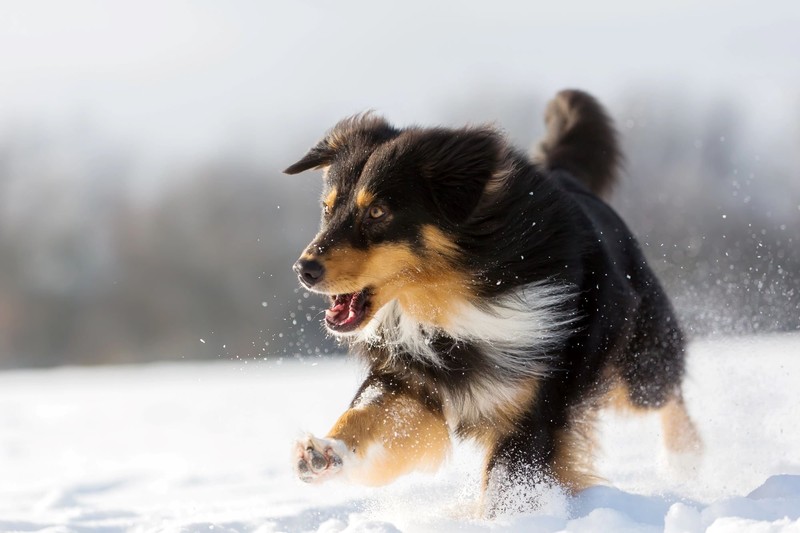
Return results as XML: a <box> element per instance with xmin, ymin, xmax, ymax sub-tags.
<box><xmin>1</xmin><ymin>334</ymin><xmax>800</xmax><ymax>532</ymax></box>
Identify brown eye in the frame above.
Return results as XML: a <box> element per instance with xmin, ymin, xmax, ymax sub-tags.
<box><xmin>368</xmin><ymin>205</ymin><xmax>386</xmax><ymax>220</ymax></box>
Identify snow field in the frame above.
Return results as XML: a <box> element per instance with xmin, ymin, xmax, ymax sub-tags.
<box><xmin>1</xmin><ymin>334</ymin><xmax>799</xmax><ymax>532</ymax></box>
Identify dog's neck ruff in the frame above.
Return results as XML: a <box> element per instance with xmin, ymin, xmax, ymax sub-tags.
<box><xmin>355</xmin><ymin>282</ymin><xmax>574</xmax><ymax>378</ymax></box>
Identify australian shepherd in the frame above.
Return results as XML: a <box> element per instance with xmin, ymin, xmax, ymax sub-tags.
<box><xmin>285</xmin><ymin>90</ymin><xmax>701</xmax><ymax>513</ymax></box>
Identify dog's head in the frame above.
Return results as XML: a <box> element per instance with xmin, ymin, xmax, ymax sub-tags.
<box><xmin>285</xmin><ymin>113</ymin><xmax>506</xmax><ymax>337</ymax></box>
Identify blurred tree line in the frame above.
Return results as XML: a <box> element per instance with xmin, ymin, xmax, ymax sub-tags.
<box><xmin>0</xmin><ymin>92</ymin><xmax>798</xmax><ymax>368</ymax></box>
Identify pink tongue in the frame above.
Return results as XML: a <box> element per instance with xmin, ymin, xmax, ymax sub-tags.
<box><xmin>325</xmin><ymin>296</ymin><xmax>353</xmax><ymax>325</ymax></box>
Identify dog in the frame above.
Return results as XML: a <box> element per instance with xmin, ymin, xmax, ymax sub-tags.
<box><xmin>285</xmin><ymin>89</ymin><xmax>701</xmax><ymax>512</ymax></box>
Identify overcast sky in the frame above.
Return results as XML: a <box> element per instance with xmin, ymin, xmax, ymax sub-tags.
<box><xmin>1</xmin><ymin>0</ymin><xmax>798</xmax><ymax>160</ymax></box>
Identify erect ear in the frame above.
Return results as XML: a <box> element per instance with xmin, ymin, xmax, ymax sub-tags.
<box><xmin>411</xmin><ymin>127</ymin><xmax>505</xmax><ymax>223</ymax></box>
<box><xmin>283</xmin><ymin>112</ymin><xmax>399</xmax><ymax>175</ymax></box>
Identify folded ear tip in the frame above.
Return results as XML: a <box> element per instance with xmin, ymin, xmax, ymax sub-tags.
<box><xmin>283</xmin><ymin>157</ymin><xmax>324</xmax><ymax>175</ymax></box>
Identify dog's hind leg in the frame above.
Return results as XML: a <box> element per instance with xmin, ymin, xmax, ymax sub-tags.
<box><xmin>652</xmin><ymin>389</ymin><xmax>704</xmax><ymax>479</ymax></box>
<box><xmin>607</xmin><ymin>381</ymin><xmax>702</xmax><ymax>454</ymax></box>
<box><xmin>660</xmin><ymin>392</ymin><xmax>702</xmax><ymax>454</ymax></box>
<box><xmin>606</xmin><ymin>381</ymin><xmax>703</xmax><ymax>479</ymax></box>
<box><xmin>613</xmin><ymin>280</ymin><xmax>703</xmax><ymax>458</ymax></box>
<box><xmin>294</xmin><ymin>377</ymin><xmax>451</xmax><ymax>486</ymax></box>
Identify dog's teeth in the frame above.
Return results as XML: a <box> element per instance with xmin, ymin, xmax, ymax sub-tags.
<box><xmin>326</xmin><ymin>308</ymin><xmax>345</xmax><ymax>324</ymax></box>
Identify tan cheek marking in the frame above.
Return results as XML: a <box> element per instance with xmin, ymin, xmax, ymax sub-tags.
<box><xmin>317</xmin><ymin>226</ymin><xmax>470</xmax><ymax>327</ymax></box>
<box><xmin>389</xmin><ymin>225</ymin><xmax>469</xmax><ymax>327</ymax></box>
<box><xmin>323</xmin><ymin>188</ymin><xmax>337</xmax><ymax>210</ymax></box>
<box><xmin>326</xmin><ymin>393</ymin><xmax>451</xmax><ymax>486</ymax></box>
<box><xmin>338</xmin><ymin>225</ymin><xmax>469</xmax><ymax>327</ymax></box>
<box><xmin>319</xmin><ymin>246</ymin><xmax>370</xmax><ymax>293</ymax></box>
<box><xmin>421</xmin><ymin>225</ymin><xmax>461</xmax><ymax>259</ymax></box>
<box><xmin>319</xmin><ymin>243</ymin><xmax>417</xmax><ymax>295</ymax></box>
<box><xmin>355</xmin><ymin>188</ymin><xmax>375</xmax><ymax>209</ymax></box>
<box><xmin>391</xmin><ymin>274</ymin><xmax>470</xmax><ymax>327</ymax></box>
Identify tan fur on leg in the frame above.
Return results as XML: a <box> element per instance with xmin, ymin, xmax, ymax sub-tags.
<box><xmin>605</xmin><ymin>383</ymin><xmax>648</xmax><ymax>413</ymax></box>
<box><xmin>660</xmin><ymin>395</ymin><xmax>702</xmax><ymax>453</ymax></box>
<box><xmin>326</xmin><ymin>392</ymin><xmax>451</xmax><ymax>485</ymax></box>
<box><xmin>551</xmin><ymin>414</ymin><xmax>601</xmax><ymax>493</ymax></box>
<box><xmin>605</xmin><ymin>381</ymin><xmax>703</xmax><ymax>455</ymax></box>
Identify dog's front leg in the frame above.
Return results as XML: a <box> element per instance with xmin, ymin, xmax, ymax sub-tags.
<box><xmin>294</xmin><ymin>376</ymin><xmax>451</xmax><ymax>486</ymax></box>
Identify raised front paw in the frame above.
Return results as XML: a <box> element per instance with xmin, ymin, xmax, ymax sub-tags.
<box><xmin>294</xmin><ymin>434</ymin><xmax>345</xmax><ymax>483</ymax></box>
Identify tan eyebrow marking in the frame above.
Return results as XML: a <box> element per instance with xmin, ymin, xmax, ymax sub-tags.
<box><xmin>356</xmin><ymin>188</ymin><xmax>375</xmax><ymax>209</ymax></box>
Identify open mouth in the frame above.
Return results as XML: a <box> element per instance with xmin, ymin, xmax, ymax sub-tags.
<box><xmin>325</xmin><ymin>289</ymin><xmax>371</xmax><ymax>333</ymax></box>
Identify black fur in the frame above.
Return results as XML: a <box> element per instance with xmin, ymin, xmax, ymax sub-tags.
<box><xmin>287</xmin><ymin>89</ymin><xmax>690</xmax><ymax>505</ymax></box>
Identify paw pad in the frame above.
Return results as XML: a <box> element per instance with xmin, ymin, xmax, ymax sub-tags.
<box><xmin>294</xmin><ymin>436</ymin><xmax>344</xmax><ymax>483</ymax></box>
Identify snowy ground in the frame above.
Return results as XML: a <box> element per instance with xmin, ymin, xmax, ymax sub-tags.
<box><xmin>1</xmin><ymin>334</ymin><xmax>800</xmax><ymax>532</ymax></box>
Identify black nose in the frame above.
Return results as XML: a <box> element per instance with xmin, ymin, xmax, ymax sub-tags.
<box><xmin>293</xmin><ymin>258</ymin><xmax>325</xmax><ymax>286</ymax></box>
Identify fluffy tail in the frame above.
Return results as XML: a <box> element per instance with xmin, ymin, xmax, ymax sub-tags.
<box><xmin>535</xmin><ymin>89</ymin><xmax>621</xmax><ymax>198</ymax></box>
